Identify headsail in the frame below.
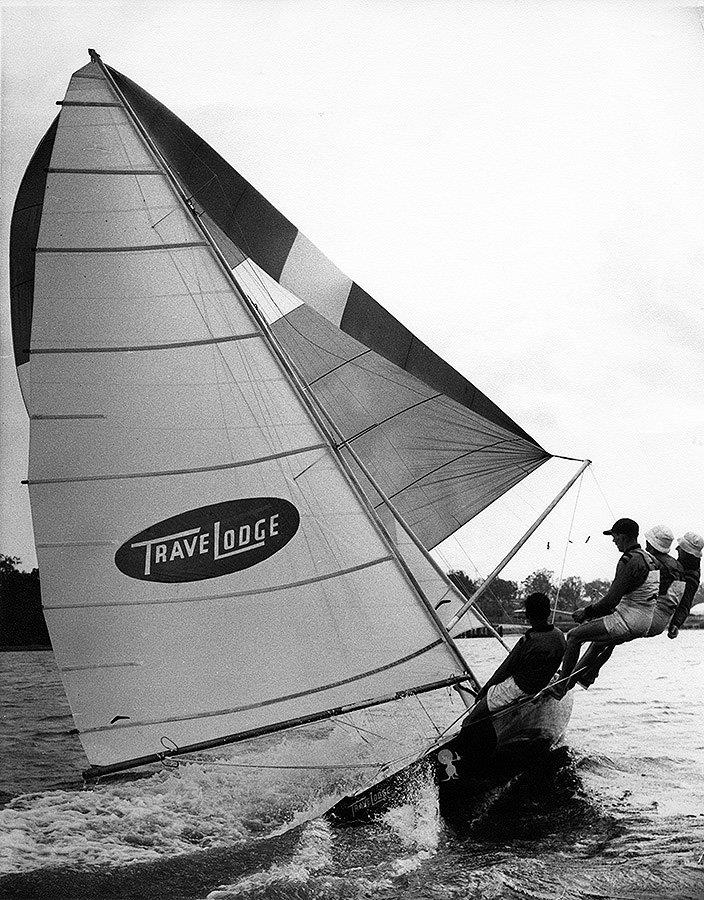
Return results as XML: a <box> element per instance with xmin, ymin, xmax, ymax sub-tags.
<box><xmin>97</xmin><ymin>67</ymin><xmax>551</xmax><ymax>551</ymax></box>
<box><xmin>10</xmin><ymin>55</ymin><xmax>484</xmax><ymax>775</ymax></box>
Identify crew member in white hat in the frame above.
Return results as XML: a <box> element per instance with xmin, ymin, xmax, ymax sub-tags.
<box><xmin>542</xmin><ymin>517</ymin><xmax>661</xmax><ymax>700</ymax></box>
<box><xmin>571</xmin><ymin>525</ymin><xmax>677</xmax><ymax>689</ymax></box>
<box><xmin>564</xmin><ymin>527</ymin><xmax>701</xmax><ymax>690</ymax></box>
<box><xmin>666</xmin><ymin>532</ymin><xmax>703</xmax><ymax>639</ymax></box>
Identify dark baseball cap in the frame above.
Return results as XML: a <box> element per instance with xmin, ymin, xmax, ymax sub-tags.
<box><xmin>603</xmin><ymin>517</ymin><xmax>639</xmax><ymax>538</ymax></box>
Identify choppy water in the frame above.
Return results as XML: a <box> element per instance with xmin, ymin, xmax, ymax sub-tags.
<box><xmin>2</xmin><ymin>635</ymin><xmax>703</xmax><ymax>899</ymax></box>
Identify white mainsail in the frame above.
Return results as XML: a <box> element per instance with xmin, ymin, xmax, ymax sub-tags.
<box><xmin>13</xmin><ymin>56</ymin><xmax>485</xmax><ymax>775</ymax></box>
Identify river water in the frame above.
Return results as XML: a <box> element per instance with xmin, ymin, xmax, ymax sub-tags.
<box><xmin>1</xmin><ymin>635</ymin><xmax>703</xmax><ymax>899</ymax></box>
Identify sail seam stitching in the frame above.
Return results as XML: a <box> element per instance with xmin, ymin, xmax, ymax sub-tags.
<box><xmin>307</xmin><ymin>348</ymin><xmax>373</xmax><ymax>385</ymax></box>
<box><xmin>37</xmin><ymin>541</ymin><xmax>114</xmax><ymax>548</ymax></box>
<box><xmin>383</xmin><ymin>439</ymin><xmax>535</xmax><ymax>501</ymax></box>
<box><xmin>339</xmin><ymin>393</ymin><xmax>444</xmax><ymax>447</ymax></box>
<box><xmin>64</xmin><ymin>662</ymin><xmax>140</xmax><ymax>672</ymax></box>
<box><xmin>43</xmin><ymin>556</ymin><xmax>394</xmax><ymax>610</ymax></box>
<box><xmin>78</xmin><ymin>639</ymin><xmax>445</xmax><ymax>734</ymax></box>
<box><xmin>29</xmin><ymin>332</ymin><xmax>260</xmax><ymax>354</ymax></box>
<box><xmin>24</xmin><ymin>443</ymin><xmax>327</xmax><ymax>485</ymax></box>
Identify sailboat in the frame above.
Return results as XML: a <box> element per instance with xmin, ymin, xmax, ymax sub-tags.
<box><xmin>10</xmin><ymin>50</ymin><xmax>584</xmax><ymax>820</ymax></box>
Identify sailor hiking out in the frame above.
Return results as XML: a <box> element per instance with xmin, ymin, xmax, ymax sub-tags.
<box><xmin>544</xmin><ymin>517</ymin><xmax>660</xmax><ymax>700</ymax></box>
<box><xmin>573</xmin><ymin>524</ymin><xmax>678</xmax><ymax>688</ymax></box>
<box><xmin>661</xmin><ymin>532</ymin><xmax>703</xmax><ymax>640</ymax></box>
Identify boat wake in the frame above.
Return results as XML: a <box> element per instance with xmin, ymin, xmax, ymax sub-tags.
<box><xmin>0</xmin><ymin>762</ymin><xmax>447</xmax><ymax>900</ymax></box>
<box><xmin>0</xmin><ymin>756</ymin><xmax>348</xmax><ymax>877</ymax></box>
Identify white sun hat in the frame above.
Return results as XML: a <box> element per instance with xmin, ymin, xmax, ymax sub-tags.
<box><xmin>677</xmin><ymin>532</ymin><xmax>704</xmax><ymax>559</ymax></box>
<box><xmin>644</xmin><ymin>525</ymin><xmax>674</xmax><ymax>554</ymax></box>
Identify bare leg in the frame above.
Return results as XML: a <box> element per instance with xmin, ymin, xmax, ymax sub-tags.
<box><xmin>546</xmin><ymin>618</ymin><xmax>613</xmax><ymax>699</ymax></box>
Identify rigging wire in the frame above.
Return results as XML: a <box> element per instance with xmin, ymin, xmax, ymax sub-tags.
<box><xmin>550</xmin><ymin>468</ymin><xmax>585</xmax><ymax>624</ymax></box>
<box><xmin>413</xmin><ymin>692</ymin><xmax>443</xmax><ymax>737</ymax></box>
<box><xmin>588</xmin><ymin>465</ymin><xmax>616</xmax><ymax>519</ymax></box>
<box><xmin>435</xmin><ymin>539</ymin><xmax>516</xmax><ymax>628</ymax></box>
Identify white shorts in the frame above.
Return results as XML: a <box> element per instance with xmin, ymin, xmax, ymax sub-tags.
<box><xmin>602</xmin><ymin>604</ymin><xmax>653</xmax><ymax>641</ymax></box>
<box><xmin>486</xmin><ymin>676</ymin><xmax>529</xmax><ymax>712</ymax></box>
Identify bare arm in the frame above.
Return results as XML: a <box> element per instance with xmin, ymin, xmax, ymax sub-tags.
<box><xmin>670</xmin><ymin>570</ymin><xmax>701</xmax><ymax>630</ymax></box>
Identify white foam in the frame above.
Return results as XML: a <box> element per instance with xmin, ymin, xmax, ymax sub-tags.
<box><xmin>203</xmin><ymin>819</ymin><xmax>333</xmax><ymax>899</ymax></box>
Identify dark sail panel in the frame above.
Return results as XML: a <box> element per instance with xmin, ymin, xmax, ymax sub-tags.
<box><xmin>10</xmin><ymin>115</ymin><xmax>59</xmax><ymax>371</ymax></box>
<box><xmin>340</xmin><ymin>284</ymin><xmax>539</xmax><ymax>444</ymax></box>
<box><xmin>107</xmin><ymin>68</ymin><xmax>297</xmax><ymax>280</ymax></box>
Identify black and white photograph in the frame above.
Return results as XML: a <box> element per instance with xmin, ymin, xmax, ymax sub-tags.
<box><xmin>1</xmin><ymin>2</ymin><xmax>703</xmax><ymax>898</ymax></box>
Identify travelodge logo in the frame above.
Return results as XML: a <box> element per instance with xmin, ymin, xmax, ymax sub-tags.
<box><xmin>115</xmin><ymin>498</ymin><xmax>300</xmax><ymax>583</ymax></box>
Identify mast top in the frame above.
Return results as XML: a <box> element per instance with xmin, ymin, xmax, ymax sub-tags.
<box><xmin>88</xmin><ymin>48</ymin><xmax>101</xmax><ymax>62</ymax></box>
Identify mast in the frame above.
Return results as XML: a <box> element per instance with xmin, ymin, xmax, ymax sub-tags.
<box><xmin>88</xmin><ymin>49</ymin><xmax>477</xmax><ymax>691</ymax></box>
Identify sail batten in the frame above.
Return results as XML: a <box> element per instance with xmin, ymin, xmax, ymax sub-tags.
<box><xmin>83</xmin><ymin>672</ymin><xmax>470</xmax><ymax>780</ymax></box>
<box><xmin>47</xmin><ymin>167</ymin><xmax>163</xmax><ymax>175</ymax></box>
<box><xmin>58</xmin><ymin>100</ymin><xmax>123</xmax><ymax>107</ymax></box>
<box><xmin>43</xmin><ymin>554</ymin><xmax>394</xmax><ymax>609</ymax></box>
<box><xmin>35</xmin><ymin>241</ymin><xmax>208</xmax><ymax>252</ymax></box>
<box><xmin>80</xmin><ymin>638</ymin><xmax>447</xmax><ymax>735</ymax></box>
<box><xmin>29</xmin><ymin>332</ymin><xmax>261</xmax><ymax>354</ymax></box>
<box><xmin>25</xmin><ymin>444</ymin><xmax>329</xmax><ymax>485</ymax></box>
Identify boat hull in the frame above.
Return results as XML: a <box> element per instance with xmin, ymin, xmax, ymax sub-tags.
<box><xmin>330</xmin><ymin>693</ymin><xmax>573</xmax><ymax>822</ymax></box>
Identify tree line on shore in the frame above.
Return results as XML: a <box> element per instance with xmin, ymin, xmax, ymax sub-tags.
<box><xmin>449</xmin><ymin>568</ymin><xmax>704</xmax><ymax>629</ymax></box>
<box><xmin>1</xmin><ymin>554</ymin><xmax>703</xmax><ymax>648</ymax></box>
<box><xmin>0</xmin><ymin>555</ymin><xmax>49</xmax><ymax>648</ymax></box>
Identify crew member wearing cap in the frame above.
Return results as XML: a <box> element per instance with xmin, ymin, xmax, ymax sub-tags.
<box><xmin>574</xmin><ymin>525</ymin><xmax>677</xmax><ymax>688</ymax></box>
<box><xmin>543</xmin><ymin>517</ymin><xmax>660</xmax><ymax>700</ymax></box>
<box><xmin>665</xmin><ymin>532</ymin><xmax>703</xmax><ymax>639</ymax></box>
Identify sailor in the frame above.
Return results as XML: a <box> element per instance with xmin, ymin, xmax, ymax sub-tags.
<box><xmin>665</xmin><ymin>532</ymin><xmax>703</xmax><ymax>639</ymax></box>
<box><xmin>572</xmin><ymin>525</ymin><xmax>677</xmax><ymax>688</ymax></box>
<box><xmin>460</xmin><ymin>591</ymin><xmax>565</xmax><ymax>746</ymax></box>
<box><xmin>544</xmin><ymin>517</ymin><xmax>660</xmax><ymax>700</ymax></box>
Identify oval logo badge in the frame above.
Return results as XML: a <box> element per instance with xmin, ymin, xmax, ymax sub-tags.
<box><xmin>115</xmin><ymin>498</ymin><xmax>300</xmax><ymax>583</ymax></box>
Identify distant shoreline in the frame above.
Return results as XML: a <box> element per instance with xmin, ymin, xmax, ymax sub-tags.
<box><xmin>3</xmin><ymin>620</ymin><xmax>703</xmax><ymax>653</ymax></box>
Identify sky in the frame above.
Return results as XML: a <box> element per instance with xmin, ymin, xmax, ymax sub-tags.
<box><xmin>2</xmin><ymin>0</ymin><xmax>704</xmax><ymax>587</ymax></box>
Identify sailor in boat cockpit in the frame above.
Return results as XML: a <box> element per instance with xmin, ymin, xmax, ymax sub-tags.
<box><xmin>544</xmin><ymin>517</ymin><xmax>660</xmax><ymax>700</ymax></box>
<box><xmin>459</xmin><ymin>591</ymin><xmax>565</xmax><ymax>752</ymax></box>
